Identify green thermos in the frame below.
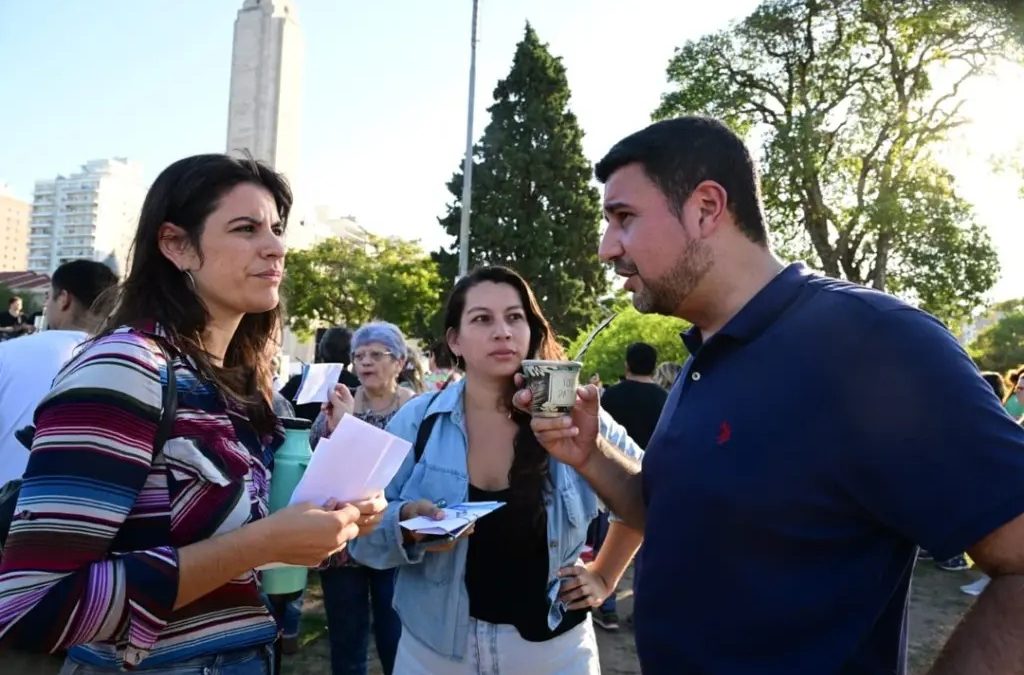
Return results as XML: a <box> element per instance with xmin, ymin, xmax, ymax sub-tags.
<box><xmin>261</xmin><ymin>416</ymin><xmax>313</xmax><ymax>595</ymax></box>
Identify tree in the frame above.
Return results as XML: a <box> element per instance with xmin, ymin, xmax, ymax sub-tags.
<box><xmin>434</xmin><ymin>23</ymin><xmax>608</xmax><ymax>339</ymax></box>
<box><xmin>567</xmin><ymin>307</ymin><xmax>690</xmax><ymax>383</ymax></box>
<box><xmin>283</xmin><ymin>235</ymin><xmax>442</xmax><ymax>341</ymax></box>
<box><xmin>970</xmin><ymin>309</ymin><xmax>1024</xmax><ymax>373</ymax></box>
<box><xmin>655</xmin><ymin>0</ymin><xmax>1019</xmax><ymax>326</ymax></box>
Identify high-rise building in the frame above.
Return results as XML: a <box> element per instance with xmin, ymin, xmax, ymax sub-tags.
<box><xmin>27</xmin><ymin>159</ymin><xmax>145</xmax><ymax>276</ymax></box>
<box><xmin>0</xmin><ymin>185</ymin><xmax>30</xmax><ymax>272</ymax></box>
<box><xmin>226</xmin><ymin>0</ymin><xmax>303</xmax><ymax>185</ymax></box>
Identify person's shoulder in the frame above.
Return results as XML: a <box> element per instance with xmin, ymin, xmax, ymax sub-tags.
<box><xmin>0</xmin><ymin>329</ymin><xmax>88</xmax><ymax>364</ymax></box>
<box><xmin>799</xmin><ymin>273</ymin><xmax>952</xmax><ymax>341</ymax></box>
<box><xmin>802</xmin><ymin>274</ymin><xmax>912</xmax><ymax>316</ymax></box>
<box><xmin>602</xmin><ymin>381</ymin><xmax>627</xmax><ymax>399</ymax></box>
<box><xmin>54</xmin><ymin>328</ymin><xmax>164</xmax><ymax>389</ymax></box>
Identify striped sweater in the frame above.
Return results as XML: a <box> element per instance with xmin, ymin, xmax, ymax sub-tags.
<box><xmin>0</xmin><ymin>325</ymin><xmax>283</xmax><ymax>669</ymax></box>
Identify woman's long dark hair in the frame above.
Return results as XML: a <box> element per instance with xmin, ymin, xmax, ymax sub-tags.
<box><xmin>444</xmin><ymin>266</ymin><xmax>564</xmax><ymax>530</ymax></box>
<box><xmin>100</xmin><ymin>154</ymin><xmax>292</xmax><ymax>434</ymax></box>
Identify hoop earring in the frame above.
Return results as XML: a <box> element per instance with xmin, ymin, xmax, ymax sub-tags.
<box><xmin>182</xmin><ymin>269</ymin><xmax>197</xmax><ymax>292</ymax></box>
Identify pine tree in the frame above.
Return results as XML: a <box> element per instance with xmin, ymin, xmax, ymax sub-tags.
<box><xmin>435</xmin><ymin>23</ymin><xmax>607</xmax><ymax>341</ymax></box>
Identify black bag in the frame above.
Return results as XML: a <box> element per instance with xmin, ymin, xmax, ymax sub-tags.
<box><xmin>0</xmin><ymin>343</ymin><xmax>178</xmax><ymax>556</ymax></box>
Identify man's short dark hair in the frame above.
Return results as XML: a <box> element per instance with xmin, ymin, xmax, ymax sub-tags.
<box><xmin>51</xmin><ymin>260</ymin><xmax>118</xmax><ymax>312</ymax></box>
<box><xmin>595</xmin><ymin>116</ymin><xmax>767</xmax><ymax>245</ymax></box>
<box><xmin>8</xmin><ymin>296</ymin><xmax>20</xmax><ymax>307</ymax></box>
<box><xmin>625</xmin><ymin>342</ymin><xmax>658</xmax><ymax>376</ymax></box>
<box><xmin>318</xmin><ymin>326</ymin><xmax>353</xmax><ymax>365</ymax></box>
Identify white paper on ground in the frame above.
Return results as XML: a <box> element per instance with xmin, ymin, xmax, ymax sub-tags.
<box><xmin>295</xmin><ymin>363</ymin><xmax>344</xmax><ymax>405</ymax></box>
<box><xmin>400</xmin><ymin>501</ymin><xmax>505</xmax><ymax>536</ymax></box>
<box><xmin>289</xmin><ymin>414</ymin><xmax>412</xmax><ymax>506</ymax></box>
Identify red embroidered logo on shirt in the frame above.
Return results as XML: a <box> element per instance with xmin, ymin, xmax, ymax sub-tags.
<box><xmin>716</xmin><ymin>421</ymin><xmax>732</xmax><ymax>445</ymax></box>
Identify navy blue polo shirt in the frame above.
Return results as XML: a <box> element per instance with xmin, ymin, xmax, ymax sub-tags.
<box><xmin>635</xmin><ymin>263</ymin><xmax>1024</xmax><ymax>675</ymax></box>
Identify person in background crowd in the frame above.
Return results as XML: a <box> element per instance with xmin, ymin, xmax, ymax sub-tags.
<box><xmin>0</xmin><ymin>296</ymin><xmax>34</xmax><ymax>340</ymax></box>
<box><xmin>400</xmin><ymin>342</ymin><xmax>427</xmax><ymax>394</ymax></box>
<box><xmin>0</xmin><ymin>259</ymin><xmax>118</xmax><ymax>674</ymax></box>
<box><xmin>422</xmin><ymin>339</ymin><xmax>461</xmax><ymax>391</ymax></box>
<box><xmin>1004</xmin><ymin>367</ymin><xmax>1024</xmax><ymax>418</ymax></box>
<box><xmin>602</xmin><ymin>343</ymin><xmax>668</xmax><ymax>450</ymax></box>
<box><xmin>281</xmin><ymin>326</ymin><xmax>361</xmax><ymax>422</ymax></box>
<box><xmin>587</xmin><ymin>342</ymin><xmax>669</xmax><ymax>631</ymax></box>
<box><xmin>0</xmin><ymin>260</ymin><xmax>118</xmax><ymax>488</ymax></box>
<box><xmin>524</xmin><ymin>116</ymin><xmax>1024</xmax><ymax>674</ymax></box>
<box><xmin>310</xmin><ymin>321</ymin><xmax>413</xmax><ymax>675</ymax></box>
<box><xmin>0</xmin><ymin>154</ymin><xmax>384</xmax><ymax>674</ymax></box>
<box><xmin>349</xmin><ymin>266</ymin><xmax>644</xmax><ymax>674</ymax></box>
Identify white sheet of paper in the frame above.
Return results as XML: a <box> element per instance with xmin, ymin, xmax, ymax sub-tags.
<box><xmin>400</xmin><ymin>501</ymin><xmax>505</xmax><ymax>535</ymax></box>
<box><xmin>289</xmin><ymin>414</ymin><xmax>412</xmax><ymax>506</ymax></box>
<box><xmin>295</xmin><ymin>363</ymin><xmax>344</xmax><ymax>405</ymax></box>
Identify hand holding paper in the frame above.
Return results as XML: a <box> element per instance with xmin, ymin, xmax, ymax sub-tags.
<box><xmin>289</xmin><ymin>415</ymin><xmax>412</xmax><ymax>506</ymax></box>
<box><xmin>400</xmin><ymin>501</ymin><xmax>505</xmax><ymax>540</ymax></box>
<box><xmin>295</xmin><ymin>363</ymin><xmax>344</xmax><ymax>405</ymax></box>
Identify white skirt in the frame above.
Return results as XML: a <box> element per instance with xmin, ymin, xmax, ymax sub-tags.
<box><xmin>393</xmin><ymin>616</ymin><xmax>601</xmax><ymax>675</ymax></box>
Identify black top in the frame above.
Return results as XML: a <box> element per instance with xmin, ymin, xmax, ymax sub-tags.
<box><xmin>601</xmin><ymin>379</ymin><xmax>669</xmax><ymax>448</ymax></box>
<box><xmin>0</xmin><ymin>312</ymin><xmax>25</xmax><ymax>328</ymax></box>
<box><xmin>279</xmin><ymin>369</ymin><xmax>361</xmax><ymax>422</ymax></box>
<box><xmin>464</xmin><ymin>484</ymin><xmax>587</xmax><ymax>642</ymax></box>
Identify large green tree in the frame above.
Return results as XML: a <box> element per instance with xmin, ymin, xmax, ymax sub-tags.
<box><xmin>283</xmin><ymin>235</ymin><xmax>441</xmax><ymax>341</ymax></box>
<box><xmin>655</xmin><ymin>0</ymin><xmax>1019</xmax><ymax>326</ymax></box>
<box><xmin>567</xmin><ymin>308</ymin><xmax>690</xmax><ymax>384</ymax></box>
<box><xmin>970</xmin><ymin>308</ymin><xmax>1024</xmax><ymax>374</ymax></box>
<box><xmin>435</xmin><ymin>23</ymin><xmax>607</xmax><ymax>339</ymax></box>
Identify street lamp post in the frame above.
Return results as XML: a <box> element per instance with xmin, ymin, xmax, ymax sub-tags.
<box><xmin>457</xmin><ymin>0</ymin><xmax>479</xmax><ymax>279</ymax></box>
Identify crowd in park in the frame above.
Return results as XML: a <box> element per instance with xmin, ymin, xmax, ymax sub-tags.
<box><xmin>0</xmin><ymin>115</ymin><xmax>1021</xmax><ymax>675</ymax></box>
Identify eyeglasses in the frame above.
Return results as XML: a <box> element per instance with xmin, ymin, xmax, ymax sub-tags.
<box><xmin>353</xmin><ymin>349</ymin><xmax>395</xmax><ymax>363</ymax></box>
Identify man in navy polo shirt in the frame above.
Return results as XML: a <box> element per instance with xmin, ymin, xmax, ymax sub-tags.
<box><xmin>523</xmin><ymin>117</ymin><xmax>1024</xmax><ymax>674</ymax></box>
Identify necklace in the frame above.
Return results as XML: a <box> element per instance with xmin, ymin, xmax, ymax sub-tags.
<box><xmin>358</xmin><ymin>386</ymin><xmax>400</xmax><ymax>415</ymax></box>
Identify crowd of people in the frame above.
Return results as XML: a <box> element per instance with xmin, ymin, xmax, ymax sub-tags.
<box><xmin>0</xmin><ymin>115</ymin><xmax>1022</xmax><ymax>675</ymax></box>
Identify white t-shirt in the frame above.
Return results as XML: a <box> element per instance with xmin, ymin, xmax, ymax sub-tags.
<box><xmin>0</xmin><ymin>330</ymin><xmax>89</xmax><ymax>486</ymax></box>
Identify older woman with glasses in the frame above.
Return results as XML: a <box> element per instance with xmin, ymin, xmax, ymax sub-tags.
<box><xmin>311</xmin><ymin>321</ymin><xmax>413</xmax><ymax>675</ymax></box>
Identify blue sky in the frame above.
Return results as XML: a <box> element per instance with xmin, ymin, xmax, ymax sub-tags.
<box><xmin>1</xmin><ymin>0</ymin><xmax>1021</xmax><ymax>301</ymax></box>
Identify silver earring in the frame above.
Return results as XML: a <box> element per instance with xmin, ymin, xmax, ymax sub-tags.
<box><xmin>182</xmin><ymin>269</ymin><xmax>197</xmax><ymax>292</ymax></box>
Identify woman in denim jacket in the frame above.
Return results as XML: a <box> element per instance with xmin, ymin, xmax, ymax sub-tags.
<box><xmin>329</xmin><ymin>266</ymin><xmax>643</xmax><ymax>674</ymax></box>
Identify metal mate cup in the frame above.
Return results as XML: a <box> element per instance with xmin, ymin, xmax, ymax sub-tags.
<box><xmin>520</xmin><ymin>359</ymin><xmax>583</xmax><ymax>417</ymax></box>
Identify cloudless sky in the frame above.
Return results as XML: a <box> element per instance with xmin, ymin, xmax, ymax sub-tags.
<box><xmin>1</xmin><ymin>0</ymin><xmax>1021</xmax><ymax>301</ymax></box>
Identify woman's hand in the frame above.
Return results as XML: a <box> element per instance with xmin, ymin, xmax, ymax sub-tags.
<box><xmin>322</xmin><ymin>384</ymin><xmax>355</xmax><ymax>435</ymax></box>
<box><xmin>557</xmin><ymin>563</ymin><xmax>612</xmax><ymax>610</ymax></box>
<box><xmin>259</xmin><ymin>500</ymin><xmax>362</xmax><ymax>566</ymax></box>
<box><xmin>399</xmin><ymin>499</ymin><xmax>474</xmax><ymax>553</ymax></box>
<box><xmin>347</xmin><ymin>491</ymin><xmax>387</xmax><ymax>537</ymax></box>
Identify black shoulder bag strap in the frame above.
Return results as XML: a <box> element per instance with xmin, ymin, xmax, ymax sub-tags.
<box><xmin>153</xmin><ymin>342</ymin><xmax>178</xmax><ymax>455</ymax></box>
<box><xmin>412</xmin><ymin>390</ymin><xmax>444</xmax><ymax>463</ymax></box>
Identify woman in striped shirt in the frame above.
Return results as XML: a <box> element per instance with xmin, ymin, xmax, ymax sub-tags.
<box><xmin>0</xmin><ymin>154</ymin><xmax>385</xmax><ymax>674</ymax></box>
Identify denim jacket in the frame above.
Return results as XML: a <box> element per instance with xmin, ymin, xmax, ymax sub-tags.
<box><xmin>349</xmin><ymin>379</ymin><xmax>642</xmax><ymax>660</ymax></box>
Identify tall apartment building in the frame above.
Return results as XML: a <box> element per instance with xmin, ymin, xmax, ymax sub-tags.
<box><xmin>27</xmin><ymin>158</ymin><xmax>145</xmax><ymax>276</ymax></box>
<box><xmin>0</xmin><ymin>184</ymin><xmax>30</xmax><ymax>272</ymax></box>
